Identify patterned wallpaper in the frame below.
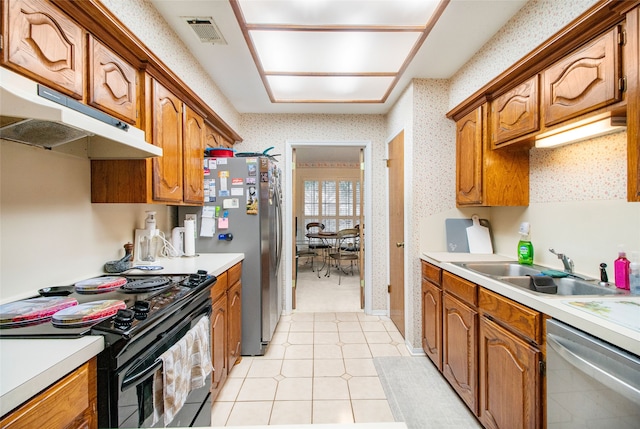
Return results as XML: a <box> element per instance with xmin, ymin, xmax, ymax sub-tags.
<box><xmin>100</xmin><ymin>0</ymin><xmax>241</xmax><ymax>132</ymax></box>
<box><xmin>238</xmin><ymin>114</ymin><xmax>389</xmax><ymax>310</ymax></box>
<box><xmin>449</xmin><ymin>0</ymin><xmax>600</xmax><ymax>108</ymax></box>
<box><xmin>530</xmin><ymin>131</ymin><xmax>628</xmax><ymax>202</ymax></box>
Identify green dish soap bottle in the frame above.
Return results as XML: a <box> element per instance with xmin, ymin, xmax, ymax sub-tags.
<box><xmin>518</xmin><ymin>222</ymin><xmax>534</xmax><ymax>265</ymax></box>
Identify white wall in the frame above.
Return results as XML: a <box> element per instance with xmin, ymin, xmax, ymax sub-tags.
<box><xmin>0</xmin><ymin>142</ymin><xmax>173</xmax><ymax>302</ymax></box>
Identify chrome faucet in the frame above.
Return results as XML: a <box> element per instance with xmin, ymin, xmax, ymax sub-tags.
<box><xmin>549</xmin><ymin>248</ymin><xmax>574</xmax><ymax>273</ymax></box>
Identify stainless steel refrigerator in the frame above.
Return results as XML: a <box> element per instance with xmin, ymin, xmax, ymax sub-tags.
<box><xmin>179</xmin><ymin>156</ymin><xmax>282</xmax><ymax>356</ymax></box>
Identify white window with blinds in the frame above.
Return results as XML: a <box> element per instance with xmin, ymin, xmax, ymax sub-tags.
<box><xmin>303</xmin><ymin>179</ymin><xmax>361</xmax><ymax>232</ymax></box>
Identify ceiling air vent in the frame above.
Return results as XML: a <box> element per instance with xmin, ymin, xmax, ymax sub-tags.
<box><xmin>184</xmin><ymin>17</ymin><xmax>227</xmax><ymax>45</ymax></box>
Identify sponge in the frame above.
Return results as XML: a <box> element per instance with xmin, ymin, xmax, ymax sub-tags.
<box><xmin>540</xmin><ymin>269</ymin><xmax>569</xmax><ymax>278</ymax></box>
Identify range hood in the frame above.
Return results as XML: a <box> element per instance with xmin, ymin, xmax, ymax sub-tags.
<box><xmin>0</xmin><ymin>68</ymin><xmax>162</xmax><ymax>159</ymax></box>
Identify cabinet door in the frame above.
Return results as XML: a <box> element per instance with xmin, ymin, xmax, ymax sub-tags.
<box><xmin>479</xmin><ymin>317</ymin><xmax>540</xmax><ymax>429</ymax></box>
<box><xmin>442</xmin><ymin>292</ymin><xmax>477</xmax><ymax>413</ymax></box>
<box><xmin>88</xmin><ymin>35</ymin><xmax>138</xmax><ymax>125</ymax></box>
<box><xmin>151</xmin><ymin>80</ymin><xmax>183</xmax><ymax>203</ymax></box>
<box><xmin>227</xmin><ymin>279</ymin><xmax>242</xmax><ymax>370</ymax></box>
<box><xmin>491</xmin><ymin>75</ymin><xmax>539</xmax><ymax>147</ymax></box>
<box><xmin>456</xmin><ymin>106</ymin><xmax>483</xmax><ymax>206</ymax></box>
<box><xmin>4</xmin><ymin>0</ymin><xmax>84</xmax><ymax>98</ymax></box>
<box><xmin>543</xmin><ymin>27</ymin><xmax>621</xmax><ymax>127</ymax></box>
<box><xmin>0</xmin><ymin>358</ymin><xmax>97</xmax><ymax>429</ymax></box>
<box><xmin>183</xmin><ymin>105</ymin><xmax>205</xmax><ymax>204</ymax></box>
<box><xmin>205</xmin><ymin>122</ymin><xmax>233</xmax><ymax>148</ymax></box>
<box><xmin>210</xmin><ymin>294</ymin><xmax>228</xmax><ymax>399</ymax></box>
<box><xmin>422</xmin><ymin>279</ymin><xmax>442</xmax><ymax>370</ymax></box>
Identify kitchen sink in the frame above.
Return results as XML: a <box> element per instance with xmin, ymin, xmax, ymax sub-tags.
<box><xmin>458</xmin><ymin>262</ymin><xmax>545</xmax><ymax>277</ymax></box>
<box><xmin>454</xmin><ymin>262</ymin><xmax>637</xmax><ymax>296</ymax></box>
<box><xmin>496</xmin><ymin>276</ymin><xmax>620</xmax><ymax>296</ymax></box>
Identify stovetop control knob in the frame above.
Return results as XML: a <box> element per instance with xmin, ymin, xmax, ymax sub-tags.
<box><xmin>133</xmin><ymin>300</ymin><xmax>151</xmax><ymax>319</ymax></box>
<box><xmin>113</xmin><ymin>309</ymin><xmax>135</xmax><ymax>330</ymax></box>
<box><xmin>185</xmin><ymin>271</ymin><xmax>209</xmax><ymax>287</ymax></box>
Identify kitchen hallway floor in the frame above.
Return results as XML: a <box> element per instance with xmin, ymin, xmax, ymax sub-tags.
<box><xmin>210</xmin><ymin>265</ymin><xmax>478</xmax><ymax>427</ymax></box>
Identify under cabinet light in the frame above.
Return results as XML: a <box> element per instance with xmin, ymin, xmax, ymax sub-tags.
<box><xmin>535</xmin><ymin>116</ymin><xmax>626</xmax><ymax>148</ymax></box>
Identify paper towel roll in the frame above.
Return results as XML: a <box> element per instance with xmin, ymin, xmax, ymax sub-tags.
<box><xmin>184</xmin><ymin>219</ymin><xmax>196</xmax><ymax>257</ymax></box>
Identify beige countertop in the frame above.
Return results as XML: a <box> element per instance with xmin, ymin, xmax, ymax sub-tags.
<box><xmin>0</xmin><ymin>253</ymin><xmax>244</xmax><ymax>418</ymax></box>
<box><xmin>421</xmin><ymin>252</ymin><xmax>640</xmax><ymax>356</ymax></box>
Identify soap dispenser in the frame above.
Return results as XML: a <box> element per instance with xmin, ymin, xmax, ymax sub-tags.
<box><xmin>517</xmin><ymin>222</ymin><xmax>534</xmax><ymax>265</ymax></box>
<box><xmin>614</xmin><ymin>246</ymin><xmax>631</xmax><ymax>290</ymax></box>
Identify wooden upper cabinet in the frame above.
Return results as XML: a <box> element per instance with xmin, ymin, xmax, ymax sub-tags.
<box><xmin>88</xmin><ymin>35</ymin><xmax>138</xmax><ymax>125</ymax></box>
<box><xmin>456</xmin><ymin>105</ymin><xmax>529</xmax><ymax>207</ymax></box>
<box><xmin>491</xmin><ymin>75</ymin><xmax>539</xmax><ymax>147</ymax></box>
<box><xmin>151</xmin><ymin>79</ymin><xmax>183</xmax><ymax>203</ymax></box>
<box><xmin>3</xmin><ymin>0</ymin><xmax>84</xmax><ymax>98</ymax></box>
<box><xmin>542</xmin><ymin>26</ymin><xmax>622</xmax><ymax>127</ymax></box>
<box><xmin>456</xmin><ymin>106</ymin><xmax>483</xmax><ymax>206</ymax></box>
<box><xmin>205</xmin><ymin>122</ymin><xmax>233</xmax><ymax>149</ymax></box>
<box><xmin>183</xmin><ymin>105</ymin><xmax>205</xmax><ymax>204</ymax></box>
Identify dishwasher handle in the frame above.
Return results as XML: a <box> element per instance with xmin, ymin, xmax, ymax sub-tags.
<box><xmin>547</xmin><ymin>332</ymin><xmax>640</xmax><ymax>406</ymax></box>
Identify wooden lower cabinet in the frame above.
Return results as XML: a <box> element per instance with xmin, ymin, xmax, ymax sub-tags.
<box><xmin>0</xmin><ymin>358</ymin><xmax>97</xmax><ymax>429</ymax></box>
<box><xmin>421</xmin><ymin>279</ymin><xmax>442</xmax><ymax>370</ymax></box>
<box><xmin>227</xmin><ymin>276</ymin><xmax>242</xmax><ymax>369</ymax></box>
<box><xmin>442</xmin><ymin>292</ymin><xmax>478</xmax><ymax>413</ymax></box>
<box><xmin>210</xmin><ymin>291</ymin><xmax>228</xmax><ymax>399</ymax></box>
<box><xmin>478</xmin><ymin>316</ymin><xmax>541</xmax><ymax>429</ymax></box>
<box><xmin>209</xmin><ymin>262</ymin><xmax>242</xmax><ymax>400</ymax></box>
<box><xmin>423</xmin><ymin>265</ymin><xmax>545</xmax><ymax>429</ymax></box>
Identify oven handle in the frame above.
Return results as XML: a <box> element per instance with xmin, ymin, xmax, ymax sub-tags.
<box><xmin>120</xmin><ymin>304</ymin><xmax>211</xmax><ymax>391</ymax></box>
<box><xmin>547</xmin><ymin>332</ymin><xmax>640</xmax><ymax>405</ymax></box>
<box><xmin>121</xmin><ymin>359</ymin><xmax>163</xmax><ymax>391</ymax></box>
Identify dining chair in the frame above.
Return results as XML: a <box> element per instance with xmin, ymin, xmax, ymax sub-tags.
<box><xmin>306</xmin><ymin>222</ymin><xmax>333</xmax><ymax>275</ymax></box>
<box><xmin>328</xmin><ymin>228</ymin><xmax>360</xmax><ymax>285</ymax></box>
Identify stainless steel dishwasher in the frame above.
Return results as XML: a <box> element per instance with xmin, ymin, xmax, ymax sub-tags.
<box><xmin>546</xmin><ymin>319</ymin><xmax>640</xmax><ymax>428</ymax></box>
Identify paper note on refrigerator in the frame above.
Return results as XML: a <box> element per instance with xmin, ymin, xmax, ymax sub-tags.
<box><xmin>202</xmin><ymin>206</ymin><xmax>215</xmax><ymax>218</ymax></box>
<box><xmin>223</xmin><ymin>198</ymin><xmax>239</xmax><ymax>209</ymax></box>
<box><xmin>200</xmin><ymin>217</ymin><xmax>215</xmax><ymax>237</ymax></box>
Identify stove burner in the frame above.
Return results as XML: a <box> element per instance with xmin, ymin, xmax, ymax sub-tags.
<box><xmin>120</xmin><ymin>276</ymin><xmax>171</xmax><ymax>292</ymax></box>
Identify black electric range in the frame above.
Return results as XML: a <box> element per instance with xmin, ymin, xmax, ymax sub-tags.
<box><xmin>0</xmin><ymin>272</ymin><xmax>216</xmax><ymax>341</ymax></box>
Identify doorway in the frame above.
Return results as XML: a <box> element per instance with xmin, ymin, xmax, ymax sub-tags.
<box><xmin>284</xmin><ymin>141</ymin><xmax>372</xmax><ymax>315</ymax></box>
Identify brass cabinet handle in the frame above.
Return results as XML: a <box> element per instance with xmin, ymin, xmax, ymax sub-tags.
<box><xmin>396</xmin><ymin>242</ymin><xmax>404</xmax><ymax>248</ymax></box>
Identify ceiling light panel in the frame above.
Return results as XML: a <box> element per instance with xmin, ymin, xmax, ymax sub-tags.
<box><xmin>252</xmin><ymin>30</ymin><xmax>420</xmax><ymax>73</ymax></box>
<box><xmin>267</xmin><ymin>75</ymin><xmax>395</xmax><ymax>101</ymax></box>
<box><xmin>238</xmin><ymin>0</ymin><xmax>439</xmax><ymax>26</ymax></box>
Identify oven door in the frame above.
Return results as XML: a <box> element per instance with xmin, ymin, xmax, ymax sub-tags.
<box><xmin>114</xmin><ymin>302</ymin><xmax>212</xmax><ymax>428</ymax></box>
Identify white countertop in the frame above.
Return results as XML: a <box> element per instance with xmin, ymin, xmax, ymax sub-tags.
<box><xmin>0</xmin><ymin>252</ymin><xmax>244</xmax><ymax>418</ymax></box>
<box><xmin>422</xmin><ymin>252</ymin><xmax>640</xmax><ymax>356</ymax></box>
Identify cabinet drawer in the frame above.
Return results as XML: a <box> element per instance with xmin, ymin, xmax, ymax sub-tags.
<box><xmin>421</xmin><ymin>261</ymin><xmax>442</xmax><ymax>286</ymax></box>
<box><xmin>479</xmin><ymin>287</ymin><xmax>542</xmax><ymax>344</ymax></box>
<box><xmin>211</xmin><ymin>270</ymin><xmax>228</xmax><ymax>301</ymax></box>
<box><xmin>228</xmin><ymin>262</ymin><xmax>242</xmax><ymax>287</ymax></box>
<box><xmin>442</xmin><ymin>271</ymin><xmax>477</xmax><ymax>306</ymax></box>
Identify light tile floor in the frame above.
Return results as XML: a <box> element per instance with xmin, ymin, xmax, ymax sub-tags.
<box><xmin>212</xmin><ymin>312</ymin><xmax>410</xmax><ymax>426</ymax></box>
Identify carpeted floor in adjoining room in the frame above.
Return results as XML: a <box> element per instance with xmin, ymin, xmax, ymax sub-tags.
<box><xmin>295</xmin><ymin>259</ymin><xmax>362</xmax><ymax>313</ymax></box>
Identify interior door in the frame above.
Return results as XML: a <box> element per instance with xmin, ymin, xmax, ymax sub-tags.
<box><xmin>292</xmin><ymin>148</ymin><xmax>298</xmax><ymax>309</ymax></box>
<box><xmin>388</xmin><ymin>131</ymin><xmax>405</xmax><ymax>336</ymax></box>
<box><xmin>359</xmin><ymin>148</ymin><xmax>365</xmax><ymax>309</ymax></box>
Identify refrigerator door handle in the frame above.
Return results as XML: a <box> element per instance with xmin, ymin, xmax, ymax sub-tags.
<box><xmin>275</xmin><ymin>184</ymin><xmax>283</xmax><ymax>273</ymax></box>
